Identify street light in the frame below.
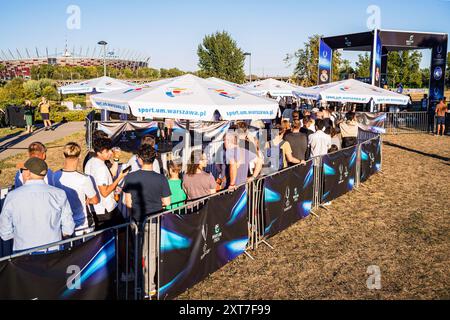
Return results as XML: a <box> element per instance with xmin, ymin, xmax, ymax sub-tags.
<box><xmin>244</xmin><ymin>52</ymin><xmax>252</xmax><ymax>82</ymax></box>
<box><xmin>98</xmin><ymin>41</ymin><xmax>108</xmax><ymax>77</ymax></box>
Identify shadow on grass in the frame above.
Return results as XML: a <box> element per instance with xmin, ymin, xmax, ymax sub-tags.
<box><xmin>383</xmin><ymin>141</ymin><xmax>450</xmax><ymax>163</ymax></box>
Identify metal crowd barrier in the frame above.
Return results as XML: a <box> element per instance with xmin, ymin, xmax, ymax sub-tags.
<box><xmin>0</xmin><ymin>221</ymin><xmax>139</xmax><ymax>300</ymax></box>
<box><xmin>384</xmin><ymin>112</ymin><xmax>432</xmax><ymax>135</ymax></box>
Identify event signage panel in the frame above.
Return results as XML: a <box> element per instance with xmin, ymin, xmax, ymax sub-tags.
<box><xmin>360</xmin><ymin>137</ymin><xmax>382</xmax><ymax>183</ymax></box>
<box><xmin>0</xmin><ymin>231</ymin><xmax>116</xmax><ymax>300</ymax></box>
<box><xmin>318</xmin><ymin>40</ymin><xmax>333</xmax><ymax>85</ymax></box>
<box><xmin>322</xmin><ymin>146</ymin><xmax>357</xmax><ymax>203</ymax></box>
<box><xmin>429</xmin><ymin>38</ymin><xmax>448</xmax><ymax>103</ymax></box>
<box><xmin>263</xmin><ymin>162</ymin><xmax>314</xmax><ymax>239</ymax></box>
<box><xmin>158</xmin><ymin>186</ymin><xmax>249</xmax><ymax>300</ymax></box>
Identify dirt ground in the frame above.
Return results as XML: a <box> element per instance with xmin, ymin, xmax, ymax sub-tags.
<box><xmin>178</xmin><ymin>133</ymin><xmax>450</xmax><ymax>300</ymax></box>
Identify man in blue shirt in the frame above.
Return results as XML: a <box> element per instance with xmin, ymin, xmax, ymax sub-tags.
<box><xmin>0</xmin><ymin>158</ymin><xmax>75</xmax><ymax>252</ymax></box>
<box><xmin>14</xmin><ymin>142</ymin><xmax>54</xmax><ymax>188</ymax></box>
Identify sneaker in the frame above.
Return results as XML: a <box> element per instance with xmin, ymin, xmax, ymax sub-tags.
<box><xmin>323</xmin><ymin>201</ymin><xmax>333</xmax><ymax>206</ymax></box>
<box><xmin>120</xmin><ymin>271</ymin><xmax>135</xmax><ymax>282</ymax></box>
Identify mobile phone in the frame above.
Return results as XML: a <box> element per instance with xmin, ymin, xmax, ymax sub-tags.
<box><xmin>121</xmin><ymin>166</ymin><xmax>132</xmax><ymax>174</ymax></box>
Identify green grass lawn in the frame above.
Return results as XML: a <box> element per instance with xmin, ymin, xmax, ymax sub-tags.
<box><xmin>0</xmin><ymin>127</ymin><xmax>25</xmax><ymax>139</ymax></box>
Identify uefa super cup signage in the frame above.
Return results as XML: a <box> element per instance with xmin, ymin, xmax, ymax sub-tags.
<box><xmin>319</xmin><ymin>40</ymin><xmax>332</xmax><ymax>85</ymax></box>
<box><xmin>429</xmin><ymin>36</ymin><xmax>448</xmax><ymax>102</ymax></box>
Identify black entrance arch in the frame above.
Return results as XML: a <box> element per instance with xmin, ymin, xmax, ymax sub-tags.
<box><xmin>318</xmin><ymin>29</ymin><xmax>448</xmax><ymax>105</ymax></box>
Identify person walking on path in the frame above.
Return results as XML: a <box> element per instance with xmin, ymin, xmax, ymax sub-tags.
<box><xmin>38</xmin><ymin>97</ymin><xmax>52</xmax><ymax>131</ymax></box>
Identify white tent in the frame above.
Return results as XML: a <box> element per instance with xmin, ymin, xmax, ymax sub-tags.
<box><xmin>207</xmin><ymin>77</ymin><xmax>248</xmax><ymax>91</ymax></box>
<box><xmin>293</xmin><ymin>79</ymin><xmax>410</xmax><ymax>105</ymax></box>
<box><xmin>242</xmin><ymin>78</ymin><xmax>304</xmax><ymax>97</ymax></box>
<box><xmin>90</xmin><ymin>74</ymin><xmax>279</xmax><ymax>121</ymax></box>
<box><xmin>58</xmin><ymin>76</ymin><xmax>136</xmax><ymax>94</ymax></box>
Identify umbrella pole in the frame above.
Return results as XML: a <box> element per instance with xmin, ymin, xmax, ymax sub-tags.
<box><xmin>182</xmin><ymin>120</ymin><xmax>191</xmax><ymax>172</ymax></box>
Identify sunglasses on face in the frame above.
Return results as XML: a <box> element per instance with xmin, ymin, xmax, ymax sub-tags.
<box><xmin>20</xmin><ymin>168</ymin><xmax>29</xmax><ymax>174</ymax></box>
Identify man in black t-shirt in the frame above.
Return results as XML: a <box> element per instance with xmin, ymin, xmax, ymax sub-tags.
<box><xmin>123</xmin><ymin>144</ymin><xmax>171</xmax><ymax>298</ymax></box>
<box><xmin>122</xmin><ymin>144</ymin><xmax>171</xmax><ymax>223</ymax></box>
<box><xmin>284</xmin><ymin>119</ymin><xmax>309</xmax><ymax>164</ymax></box>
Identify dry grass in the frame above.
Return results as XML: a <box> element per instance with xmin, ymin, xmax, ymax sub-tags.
<box><xmin>0</xmin><ymin>131</ymin><xmax>132</xmax><ymax>188</ymax></box>
<box><xmin>178</xmin><ymin>133</ymin><xmax>450</xmax><ymax>300</ymax></box>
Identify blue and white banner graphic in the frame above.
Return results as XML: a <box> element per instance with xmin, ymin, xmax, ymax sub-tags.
<box><xmin>322</xmin><ymin>146</ymin><xmax>358</xmax><ymax>203</ymax></box>
<box><xmin>0</xmin><ymin>230</ymin><xmax>116</xmax><ymax>300</ymax></box>
<box><xmin>158</xmin><ymin>186</ymin><xmax>249</xmax><ymax>300</ymax></box>
<box><xmin>318</xmin><ymin>40</ymin><xmax>333</xmax><ymax>85</ymax></box>
<box><xmin>263</xmin><ymin>162</ymin><xmax>314</xmax><ymax>239</ymax></box>
<box><xmin>360</xmin><ymin>137</ymin><xmax>382</xmax><ymax>183</ymax></box>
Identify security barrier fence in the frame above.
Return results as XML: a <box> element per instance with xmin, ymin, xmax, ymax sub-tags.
<box><xmin>0</xmin><ymin>132</ymin><xmax>383</xmax><ymax>300</ymax></box>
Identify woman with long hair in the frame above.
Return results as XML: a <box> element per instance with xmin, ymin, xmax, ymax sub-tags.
<box><xmin>182</xmin><ymin>150</ymin><xmax>216</xmax><ymax>200</ymax></box>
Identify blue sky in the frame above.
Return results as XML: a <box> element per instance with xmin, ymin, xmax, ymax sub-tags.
<box><xmin>1</xmin><ymin>0</ymin><xmax>449</xmax><ymax>76</ymax></box>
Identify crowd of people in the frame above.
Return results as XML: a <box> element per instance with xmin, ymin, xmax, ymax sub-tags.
<box><xmin>0</xmin><ymin>104</ymin><xmax>361</xmax><ymax>254</ymax></box>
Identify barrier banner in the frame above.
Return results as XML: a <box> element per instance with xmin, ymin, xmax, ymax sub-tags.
<box><xmin>322</xmin><ymin>146</ymin><xmax>357</xmax><ymax>203</ymax></box>
<box><xmin>262</xmin><ymin>162</ymin><xmax>314</xmax><ymax>238</ymax></box>
<box><xmin>159</xmin><ymin>186</ymin><xmax>248</xmax><ymax>300</ymax></box>
<box><xmin>318</xmin><ymin>39</ymin><xmax>333</xmax><ymax>85</ymax></box>
<box><xmin>360</xmin><ymin>137</ymin><xmax>382</xmax><ymax>183</ymax></box>
<box><xmin>0</xmin><ymin>230</ymin><xmax>116</xmax><ymax>300</ymax></box>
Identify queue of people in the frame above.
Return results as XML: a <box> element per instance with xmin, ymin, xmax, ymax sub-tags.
<box><xmin>0</xmin><ymin>107</ymin><xmax>360</xmax><ymax>254</ymax></box>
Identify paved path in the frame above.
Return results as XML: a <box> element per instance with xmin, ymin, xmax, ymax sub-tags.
<box><xmin>0</xmin><ymin>122</ymin><xmax>85</xmax><ymax>160</ymax></box>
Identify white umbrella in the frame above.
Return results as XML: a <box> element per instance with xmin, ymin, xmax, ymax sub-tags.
<box><xmin>294</xmin><ymin>79</ymin><xmax>410</xmax><ymax>105</ymax></box>
<box><xmin>58</xmin><ymin>76</ymin><xmax>136</xmax><ymax>94</ymax></box>
<box><xmin>90</xmin><ymin>74</ymin><xmax>279</xmax><ymax>121</ymax></box>
<box><xmin>242</xmin><ymin>78</ymin><xmax>304</xmax><ymax>97</ymax></box>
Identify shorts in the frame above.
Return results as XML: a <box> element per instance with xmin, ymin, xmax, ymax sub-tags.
<box><xmin>436</xmin><ymin>117</ymin><xmax>446</xmax><ymax>125</ymax></box>
<box><xmin>25</xmin><ymin>115</ymin><xmax>33</xmax><ymax>127</ymax></box>
<box><xmin>41</xmin><ymin>113</ymin><xmax>49</xmax><ymax>121</ymax></box>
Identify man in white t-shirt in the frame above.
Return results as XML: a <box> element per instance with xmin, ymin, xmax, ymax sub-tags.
<box><xmin>53</xmin><ymin>143</ymin><xmax>99</xmax><ymax>236</ymax></box>
<box><xmin>308</xmin><ymin>119</ymin><xmax>332</xmax><ymax>158</ymax></box>
<box><xmin>14</xmin><ymin>142</ymin><xmax>54</xmax><ymax>188</ymax></box>
<box><xmin>85</xmin><ymin>137</ymin><xmax>128</xmax><ymax>230</ymax></box>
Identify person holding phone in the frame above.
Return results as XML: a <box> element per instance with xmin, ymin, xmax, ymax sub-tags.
<box><xmin>84</xmin><ymin>137</ymin><xmax>129</xmax><ymax>230</ymax></box>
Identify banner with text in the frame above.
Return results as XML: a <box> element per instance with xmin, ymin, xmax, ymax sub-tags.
<box><xmin>360</xmin><ymin>137</ymin><xmax>382</xmax><ymax>183</ymax></box>
<box><xmin>318</xmin><ymin>40</ymin><xmax>333</xmax><ymax>85</ymax></box>
<box><xmin>0</xmin><ymin>230</ymin><xmax>116</xmax><ymax>300</ymax></box>
<box><xmin>158</xmin><ymin>186</ymin><xmax>248</xmax><ymax>300</ymax></box>
<box><xmin>262</xmin><ymin>162</ymin><xmax>314</xmax><ymax>238</ymax></box>
<box><xmin>322</xmin><ymin>146</ymin><xmax>357</xmax><ymax>203</ymax></box>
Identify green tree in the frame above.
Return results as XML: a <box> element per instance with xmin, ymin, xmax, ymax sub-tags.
<box><xmin>23</xmin><ymin>80</ymin><xmax>42</xmax><ymax>99</ymax></box>
<box><xmin>387</xmin><ymin>51</ymin><xmax>423</xmax><ymax>88</ymax></box>
<box><xmin>42</xmin><ymin>86</ymin><xmax>59</xmax><ymax>101</ymax></box>
<box><xmin>339</xmin><ymin>59</ymin><xmax>355</xmax><ymax>80</ymax></box>
<box><xmin>285</xmin><ymin>34</ymin><xmax>341</xmax><ymax>87</ymax></box>
<box><xmin>197</xmin><ymin>31</ymin><xmax>246</xmax><ymax>84</ymax></box>
<box><xmin>355</xmin><ymin>53</ymin><xmax>371</xmax><ymax>78</ymax></box>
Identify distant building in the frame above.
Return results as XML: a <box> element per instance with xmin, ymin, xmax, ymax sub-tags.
<box><xmin>0</xmin><ymin>46</ymin><xmax>149</xmax><ymax>80</ymax></box>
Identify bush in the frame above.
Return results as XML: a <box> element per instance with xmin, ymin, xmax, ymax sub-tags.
<box><xmin>34</xmin><ymin>110</ymin><xmax>92</xmax><ymax>123</ymax></box>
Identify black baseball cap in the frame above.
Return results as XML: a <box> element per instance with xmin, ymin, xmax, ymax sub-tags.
<box><xmin>22</xmin><ymin>158</ymin><xmax>48</xmax><ymax>177</ymax></box>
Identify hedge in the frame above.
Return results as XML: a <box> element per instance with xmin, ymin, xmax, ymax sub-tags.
<box><xmin>34</xmin><ymin>110</ymin><xmax>94</xmax><ymax>123</ymax></box>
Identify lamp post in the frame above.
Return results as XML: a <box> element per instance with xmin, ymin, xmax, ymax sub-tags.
<box><xmin>98</xmin><ymin>41</ymin><xmax>108</xmax><ymax>77</ymax></box>
<box><xmin>244</xmin><ymin>52</ymin><xmax>252</xmax><ymax>82</ymax></box>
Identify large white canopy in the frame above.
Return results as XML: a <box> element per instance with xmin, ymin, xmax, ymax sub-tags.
<box><xmin>293</xmin><ymin>79</ymin><xmax>410</xmax><ymax>105</ymax></box>
<box><xmin>90</xmin><ymin>74</ymin><xmax>279</xmax><ymax>121</ymax></box>
<box><xmin>59</xmin><ymin>76</ymin><xmax>136</xmax><ymax>94</ymax></box>
<box><xmin>242</xmin><ymin>78</ymin><xmax>304</xmax><ymax>97</ymax></box>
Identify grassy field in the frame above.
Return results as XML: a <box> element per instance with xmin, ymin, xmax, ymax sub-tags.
<box><xmin>177</xmin><ymin>134</ymin><xmax>450</xmax><ymax>300</ymax></box>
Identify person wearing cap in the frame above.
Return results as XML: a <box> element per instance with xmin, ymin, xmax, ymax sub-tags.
<box><xmin>0</xmin><ymin>158</ymin><xmax>75</xmax><ymax>252</ymax></box>
<box><xmin>14</xmin><ymin>141</ymin><xmax>54</xmax><ymax>188</ymax></box>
